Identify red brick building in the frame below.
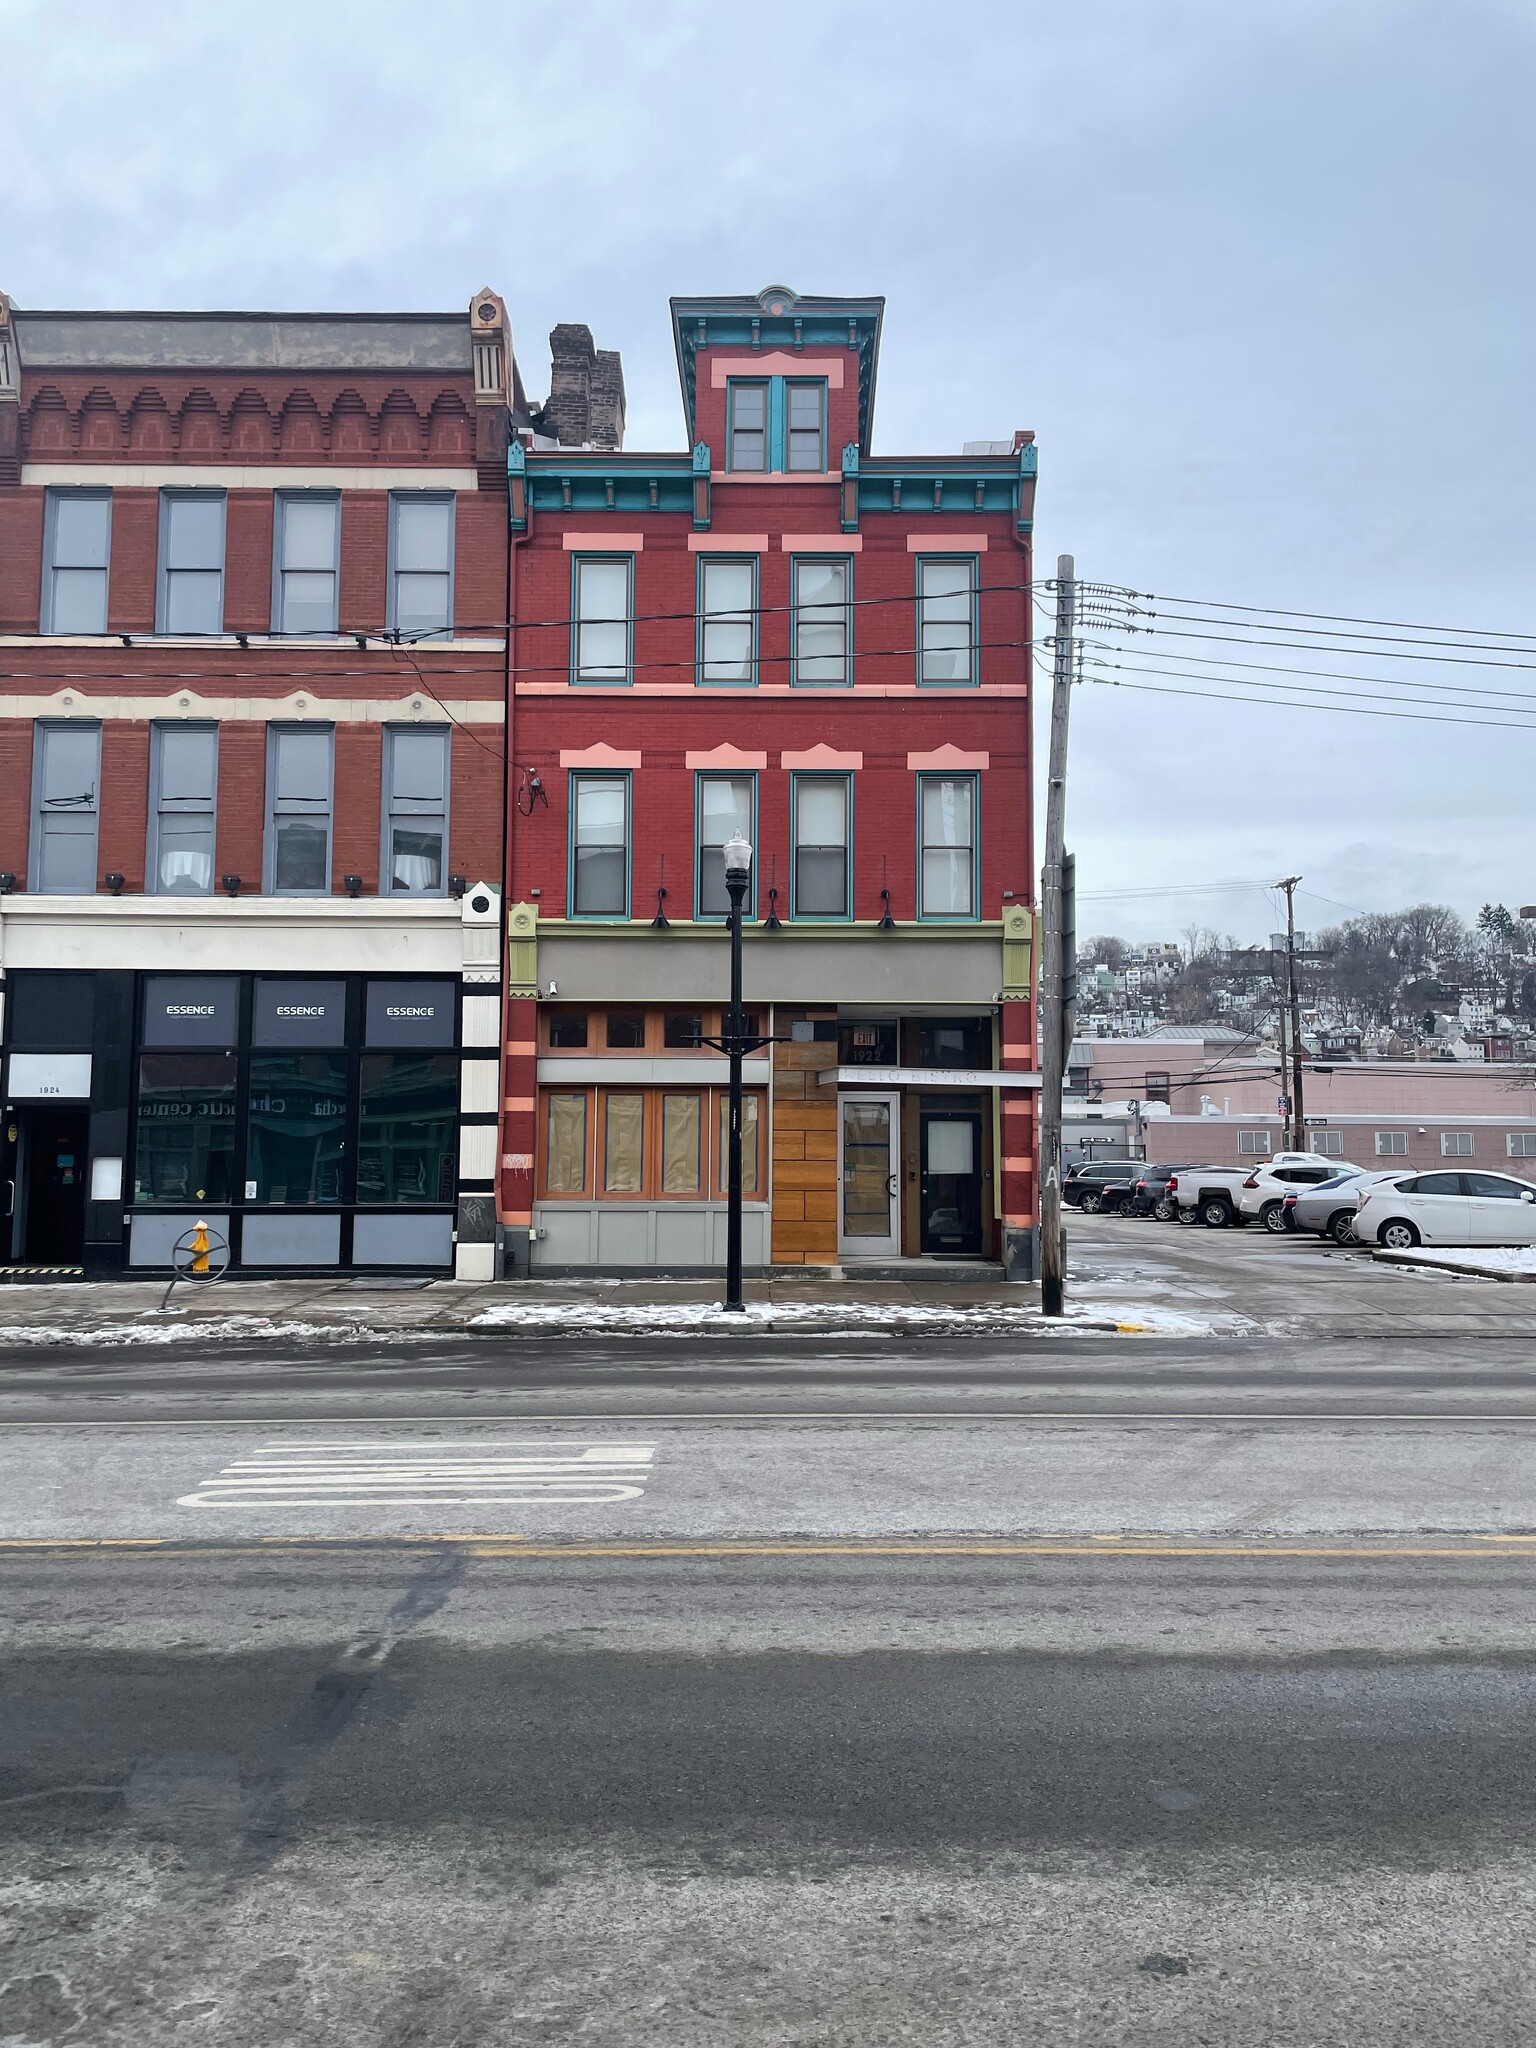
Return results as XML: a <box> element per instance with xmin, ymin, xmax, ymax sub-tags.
<box><xmin>500</xmin><ymin>286</ymin><xmax>1041</xmax><ymax>1276</ymax></box>
<box><xmin>0</xmin><ymin>289</ymin><xmax>529</xmax><ymax>1277</ymax></box>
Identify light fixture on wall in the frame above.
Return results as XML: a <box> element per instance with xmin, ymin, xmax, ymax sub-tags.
<box><xmin>104</xmin><ymin>872</ymin><xmax>125</xmax><ymax>896</ymax></box>
<box><xmin>448</xmin><ymin>874</ymin><xmax>468</xmax><ymax>898</ymax></box>
<box><xmin>877</xmin><ymin>888</ymin><xmax>897</xmax><ymax>931</ymax></box>
<box><xmin>344</xmin><ymin>874</ymin><xmax>364</xmax><ymax>898</ymax></box>
<box><xmin>0</xmin><ymin>872</ymin><xmax>17</xmax><ymax>893</ymax></box>
<box><xmin>651</xmin><ymin>886</ymin><xmax>669</xmax><ymax>929</ymax></box>
<box><xmin>221</xmin><ymin>874</ymin><xmax>242</xmax><ymax>897</ymax></box>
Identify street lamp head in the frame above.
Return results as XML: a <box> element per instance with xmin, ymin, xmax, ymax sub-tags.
<box><xmin>723</xmin><ymin>831</ymin><xmax>753</xmax><ymax>880</ymax></box>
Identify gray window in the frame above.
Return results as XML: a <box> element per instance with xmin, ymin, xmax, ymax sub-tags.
<box><xmin>157</xmin><ymin>491</ymin><xmax>225</xmax><ymax>635</ymax></box>
<box><xmin>918</xmin><ymin>556</ymin><xmax>977</xmax><ymax>684</ymax></box>
<box><xmin>728</xmin><ymin>382</ymin><xmax>767</xmax><ymax>471</ymax></box>
<box><xmin>31</xmin><ymin>722</ymin><xmax>101</xmax><ymax>894</ymax></box>
<box><xmin>149</xmin><ymin>723</ymin><xmax>217</xmax><ymax>896</ymax></box>
<box><xmin>1440</xmin><ymin>1131</ymin><xmax>1474</xmax><ymax>1157</ymax></box>
<box><xmin>1508</xmin><ymin>1133</ymin><xmax>1536</xmax><ymax>1158</ymax></box>
<box><xmin>273</xmin><ymin>493</ymin><xmax>340</xmax><ymax>635</ymax></box>
<box><xmin>697</xmin><ymin>774</ymin><xmax>754</xmax><ymax>918</ymax></box>
<box><xmin>1238</xmin><ymin>1130</ymin><xmax>1272</xmax><ymax>1156</ymax></box>
<box><xmin>918</xmin><ymin>774</ymin><xmax>976</xmax><ymax>916</ymax></box>
<box><xmin>786</xmin><ymin>381</ymin><xmax>826</xmax><ymax>471</ymax></box>
<box><xmin>42</xmin><ymin>489</ymin><xmax>110</xmax><ymax>634</ymax></box>
<box><xmin>570</xmin><ymin>773</ymin><xmax>628</xmax><ymax>917</ymax></box>
<box><xmin>792</xmin><ymin>776</ymin><xmax>850</xmax><ymax>918</ymax></box>
<box><xmin>383</xmin><ymin>727</ymin><xmax>449</xmax><ymax>895</ymax></box>
<box><xmin>1310</xmin><ymin>1130</ymin><xmax>1344</xmax><ymax>1155</ymax></box>
<box><xmin>792</xmin><ymin>558</ymin><xmax>851</xmax><ymax>686</ymax></box>
<box><xmin>266</xmin><ymin>725</ymin><xmax>334</xmax><ymax>895</ymax></box>
<box><xmin>388</xmin><ymin>493</ymin><xmax>454</xmax><ymax>638</ymax></box>
<box><xmin>573</xmin><ymin>557</ymin><xmax>631</xmax><ymax>683</ymax></box>
<box><xmin>698</xmin><ymin>557</ymin><xmax>754</xmax><ymax>685</ymax></box>
<box><xmin>1375</xmin><ymin>1130</ymin><xmax>1409</xmax><ymax>1156</ymax></box>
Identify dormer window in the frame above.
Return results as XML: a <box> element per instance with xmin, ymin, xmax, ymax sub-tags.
<box><xmin>786</xmin><ymin>382</ymin><xmax>825</xmax><ymax>471</ymax></box>
<box><xmin>725</xmin><ymin>376</ymin><xmax>829</xmax><ymax>473</ymax></box>
<box><xmin>728</xmin><ymin>382</ymin><xmax>767</xmax><ymax>471</ymax></box>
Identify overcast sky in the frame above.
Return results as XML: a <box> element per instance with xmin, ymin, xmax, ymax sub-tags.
<box><xmin>7</xmin><ymin>0</ymin><xmax>1534</xmax><ymax>943</ymax></box>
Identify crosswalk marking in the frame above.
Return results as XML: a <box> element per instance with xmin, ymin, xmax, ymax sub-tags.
<box><xmin>177</xmin><ymin>1440</ymin><xmax>655</xmax><ymax>1509</ymax></box>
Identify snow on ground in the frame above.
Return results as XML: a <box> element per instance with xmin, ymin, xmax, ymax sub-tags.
<box><xmin>0</xmin><ymin>1317</ymin><xmax>355</xmax><ymax>1347</ymax></box>
<box><xmin>466</xmin><ymin>1299</ymin><xmax>1243</xmax><ymax>1336</ymax></box>
<box><xmin>1379</xmin><ymin>1246</ymin><xmax>1536</xmax><ymax>1281</ymax></box>
<box><xmin>0</xmin><ymin>1299</ymin><xmax>1249</xmax><ymax>1345</ymax></box>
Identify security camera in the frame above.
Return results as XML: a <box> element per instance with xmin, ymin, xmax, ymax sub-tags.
<box><xmin>546</xmin><ymin>980</ymin><xmax>558</xmax><ymax>998</ymax></box>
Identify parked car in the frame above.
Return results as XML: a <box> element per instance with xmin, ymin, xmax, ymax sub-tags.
<box><xmin>1283</xmin><ymin>1169</ymin><xmax>1399</xmax><ymax>1245</ymax></box>
<box><xmin>1352</xmin><ymin>1169</ymin><xmax>1536</xmax><ymax>1250</ymax></box>
<box><xmin>1170</xmin><ymin>1152</ymin><xmax>1350</xmax><ymax>1229</ymax></box>
<box><xmin>1238</xmin><ymin>1156</ymin><xmax>1365</xmax><ymax>1233</ymax></box>
<box><xmin>1063</xmin><ymin>1159</ymin><xmax>1146</xmax><ymax>1213</ymax></box>
<box><xmin>1127</xmin><ymin>1163</ymin><xmax>1198</xmax><ymax>1220</ymax></box>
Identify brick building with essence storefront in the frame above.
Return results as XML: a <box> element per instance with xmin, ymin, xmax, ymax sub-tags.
<box><xmin>0</xmin><ymin>287</ymin><xmax>562</xmax><ymax>1279</ymax></box>
<box><xmin>499</xmin><ymin>285</ymin><xmax>1041</xmax><ymax>1277</ymax></box>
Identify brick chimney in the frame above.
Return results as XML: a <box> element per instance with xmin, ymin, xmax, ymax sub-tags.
<box><xmin>538</xmin><ymin>324</ymin><xmax>625</xmax><ymax>450</ymax></box>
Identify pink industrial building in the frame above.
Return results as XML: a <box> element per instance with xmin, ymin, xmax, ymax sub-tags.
<box><xmin>1067</xmin><ymin>1029</ymin><xmax>1536</xmax><ymax>1181</ymax></box>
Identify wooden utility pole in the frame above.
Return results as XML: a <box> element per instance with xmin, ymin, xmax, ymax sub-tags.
<box><xmin>1038</xmin><ymin>555</ymin><xmax>1075</xmax><ymax>1316</ymax></box>
<box><xmin>1277</xmin><ymin>874</ymin><xmax>1306</xmax><ymax>1149</ymax></box>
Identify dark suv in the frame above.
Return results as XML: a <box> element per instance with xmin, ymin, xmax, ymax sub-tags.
<box><xmin>1127</xmin><ymin>1163</ymin><xmax>1195</xmax><ymax>1220</ymax></box>
<box><xmin>1063</xmin><ymin>1159</ymin><xmax>1146</xmax><ymax>1214</ymax></box>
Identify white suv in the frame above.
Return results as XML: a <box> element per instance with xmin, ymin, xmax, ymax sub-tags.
<box><xmin>1238</xmin><ymin>1154</ymin><xmax>1365</xmax><ymax>1233</ymax></box>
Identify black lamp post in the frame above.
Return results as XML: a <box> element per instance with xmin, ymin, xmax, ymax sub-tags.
<box><xmin>722</xmin><ymin>829</ymin><xmax>752</xmax><ymax>1312</ymax></box>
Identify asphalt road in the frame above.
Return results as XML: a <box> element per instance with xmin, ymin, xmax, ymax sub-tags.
<box><xmin>6</xmin><ymin>1335</ymin><xmax>1536</xmax><ymax>2044</ymax></box>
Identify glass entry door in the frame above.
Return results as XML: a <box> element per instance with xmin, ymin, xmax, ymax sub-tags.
<box><xmin>838</xmin><ymin>1092</ymin><xmax>900</xmax><ymax>1258</ymax></box>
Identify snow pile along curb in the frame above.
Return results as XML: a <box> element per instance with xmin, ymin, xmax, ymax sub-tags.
<box><xmin>1373</xmin><ymin>1246</ymin><xmax>1536</xmax><ymax>1284</ymax></box>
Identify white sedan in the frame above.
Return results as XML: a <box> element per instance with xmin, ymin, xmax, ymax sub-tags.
<box><xmin>1352</xmin><ymin>1169</ymin><xmax>1536</xmax><ymax>1250</ymax></box>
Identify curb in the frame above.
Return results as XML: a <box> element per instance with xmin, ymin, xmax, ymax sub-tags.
<box><xmin>1372</xmin><ymin>1249</ymin><xmax>1534</xmax><ymax>1284</ymax></box>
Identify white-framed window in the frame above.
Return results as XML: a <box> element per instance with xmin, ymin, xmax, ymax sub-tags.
<box><xmin>30</xmin><ymin>721</ymin><xmax>101</xmax><ymax>894</ymax></box>
<box><xmin>148</xmin><ymin>723</ymin><xmax>217</xmax><ymax>896</ymax></box>
<box><xmin>917</xmin><ymin>773</ymin><xmax>976</xmax><ymax>918</ymax></box>
<box><xmin>569</xmin><ymin>772</ymin><xmax>629</xmax><ymax>917</ymax></box>
<box><xmin>1238</xmin><ymin>1130</ymin><xmax>1271</xmax><ymax>1156</ymax></box>
<box><xmin>388</xmin><ymin>492</ymin><xmax>454</xmax><ymax>638</ymax></box>
<box><xmin>273</xmin><ymin>492</ymin><xmax>340</xmax><ymax>635</ymax></box>
<box><xmin>1441</xmin><ymin>1131</ymin><xmax>1474</xmax><ymax>1157</ymax></box>
<box><xmin>786</xmin><ymin>380</ymin><xmax>826</xmax><ymax>471</ymax></box>
<box><xmin>727</xmin><ymin>381</ymin><xmax>768</xmax><ymax>471</ymax></box>
<box><xmin>1508</xmin><ymin>1133</ymin><xmax>1536</xmax><ymax>1159</ymax></box>
<box><xmin>791</xmin><ymin>558</ymin><xmax>851</xmax><ymax>686</ymax></box>
<box><xmin>265</xmin><ymin>724</ymin><xmax>335</xmax><ymax>894</ymax></box>
<box><xmin>696</xmin><ymin>773</ymin><xmax>755</xmax><ymax>918</ymax></box>
<box><xmin>1375</xmin><ymin>1130</ymin><xmax>1409</xmax><ymax>1156</ymax></box>
<box><xmin>791</xmin><ymin>775</ymin><xmax>851</xmax><ymax>919</ymax></box>
<box><xmin>41</xmin><ymin>488</ymin><xmax>111</xmax><ymax>634</ymax></box>
<box><xmin>157</xmin><ymin>490</ymin><xmax>225</xmax><ymax>635</ymax></box>
<box><xmin>917</xmin><ymin>555</ymin><xmax>978</xmax><ymax>685</ymax></box>
<box><xmin>698</xmin><ymin>557</ymin><xmax>755</xmax><ymax>685</ymax></box>
<box><xmin>383</xmin><ymin>727</ymin><xmax>449</xmax><ymax>895</ymax></box>
<box><xmin>572</xmin><ymin>556</ymin><xmax>632</xmax><ymax>684</ymax></box>
<box><xmin>1309</xmin><ymin>1130</ymin><xmax>1344</xmax><ymax>1156</ymax></box>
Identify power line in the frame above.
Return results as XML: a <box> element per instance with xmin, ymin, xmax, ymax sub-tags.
<box><xmin>1082</xmin><ymin>637</ymin><xmax>1536</xmax><ymax>708</ymax></box>
<box><xmin>1077</xmin><ymin>663</ymin><xmax>1536</xmax><ymax>732</ymax></box>
<box><xmin>1101</xmin><ymin>586</ymin><xmax>1536</xmax><ymax>647</ymax></box>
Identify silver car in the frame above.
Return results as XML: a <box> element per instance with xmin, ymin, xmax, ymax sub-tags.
<box><xmin>1285</xmin><ymin>1169</ymin><xmax>1401</xmax><ymax>1246</ymax></box>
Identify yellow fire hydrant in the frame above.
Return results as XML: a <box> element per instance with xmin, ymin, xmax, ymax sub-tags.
<box><xmin>190</xmin><ymin>1218</ymin><xmax>210</xmax><ymax>1276</ymax></box>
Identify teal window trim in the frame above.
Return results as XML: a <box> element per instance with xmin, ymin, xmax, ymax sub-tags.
<box><xmin>915</xmin><ymin>553</ymin><xmax>980</xmax><ymax>688</ymax></box>
<box><xmin>789</xmin><ymin>772</ymin><xmax>853</xmax><ymax>922</ymax></box>
<box><xmin>693</xmin><ymin>770</ymin><xmax>758</xmax><ymax>921</ymax></box>
<box><xmin>915</xmin><ymin>771</ymin><xmax>981</xmax><ymax>922</ymax></box>
<box><xmin>567</xmin><ymin>768</ymin><xmax>632</xmax><ymax>920</ymax></box>
<box><xmin>726</xmin><ymin>380</ymin><xmax>769</xmax><ymax>473</ymax></box>
<box><xmin>570</xmin><ymin>552</ymin><xmax>634</xmax><ymax>687</ymax></box>
<box><xmin>695</xmin><ymin>553</ymin><xmax>758</xmax><ymax>687</ymax></box>
<box><xmin>789</xmin><ymin>553</ymin><xmax>854</xmax><ymax>688</ymax></box>
<box><xmin>784</xmin><ymin>379</ymin><xmax>827</xmax><ymax>473</ymax></box>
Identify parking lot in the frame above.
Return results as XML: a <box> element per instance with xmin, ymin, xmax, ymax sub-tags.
<box><xmin>1065</xmin><ymin>1207</ymin><xmax>1536</xmax><ymax>1336</ymax></box>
